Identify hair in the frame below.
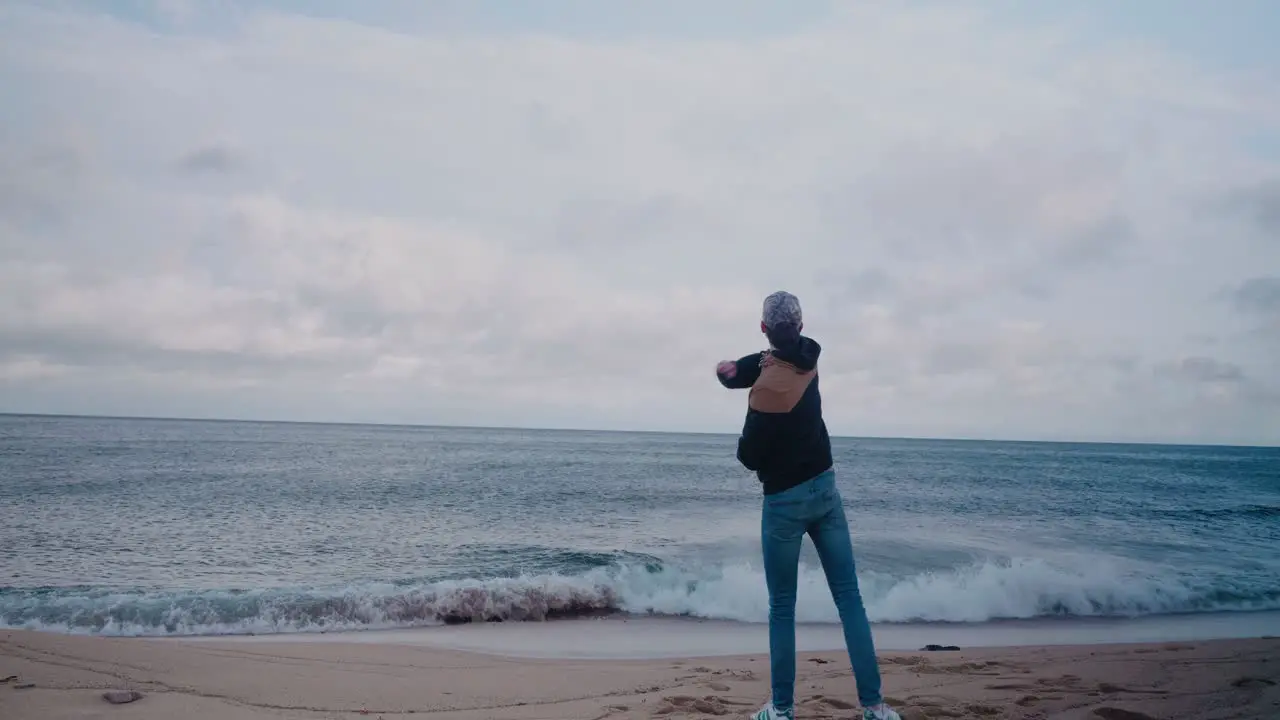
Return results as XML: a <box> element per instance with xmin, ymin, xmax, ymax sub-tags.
<box><xmin>765</xmin><ymin>321</ymin><xmax>802</xmax><ymax>350</ymax></box>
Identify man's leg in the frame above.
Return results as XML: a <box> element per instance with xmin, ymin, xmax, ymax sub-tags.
<box><xmin>806</xmin><ymin>474</ymin><xmax>884</xmax><ymax>709</ymax></box>
<box><xmin>760</xmin><ymin>488</ymin><xmax>807</xmax><ymax>716</ymax></box>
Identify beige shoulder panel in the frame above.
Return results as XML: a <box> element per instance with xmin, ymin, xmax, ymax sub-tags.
<box><xmin>747</xmin><ymin>359</ymin><xmax>815</xmax><ymax>414</ymax></box>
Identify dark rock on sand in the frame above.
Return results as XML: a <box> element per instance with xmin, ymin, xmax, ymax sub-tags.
<box><xmin>102</xmin><ymin>690</ymin><xmax>144</xmax><ymax>704</ymax></box>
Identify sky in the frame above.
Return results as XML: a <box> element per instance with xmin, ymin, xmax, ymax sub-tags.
<box><xmin>1</xmin><ymin>1</ymin><xmax>1278</xmax><ymax>445</ymax></box>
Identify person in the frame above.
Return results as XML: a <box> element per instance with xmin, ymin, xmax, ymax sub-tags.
<box><xmin>716</xmin><ymin>291</ymin><xmax>899</xmax><ymax>720</ymax></box>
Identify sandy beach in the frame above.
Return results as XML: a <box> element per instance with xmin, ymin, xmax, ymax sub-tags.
<box><xmin>2</xmin><ymin>629</ymin><xmax>1277</xmax><ymax>720</ymax></box>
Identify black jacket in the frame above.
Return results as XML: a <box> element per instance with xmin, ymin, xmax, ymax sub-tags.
<box><xmin>717</xmin><ymin>336</ymin><xmax>834</xmax><ymax>495</ymax></box>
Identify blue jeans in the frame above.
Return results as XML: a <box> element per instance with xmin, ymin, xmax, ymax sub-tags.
<box><xmin>761</xmin><ymin>469</ymin><xmax>882</xmax><ymax>711</ymax></box>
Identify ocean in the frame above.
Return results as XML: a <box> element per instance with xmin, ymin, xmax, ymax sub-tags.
<box><xmin>1</xmin><ymin>414</ymin><xmax>1278</xmax><ymax>641</ymax></box>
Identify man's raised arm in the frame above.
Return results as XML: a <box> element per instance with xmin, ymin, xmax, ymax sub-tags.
<box><xmin>716</xmin><ymin>352</ymin><xmax>764</xmax><ymax>390</ymax></box>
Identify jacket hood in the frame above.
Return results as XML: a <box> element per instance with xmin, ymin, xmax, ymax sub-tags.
<box><xmin>768</xmin><ymin>335</ymin><xmax>821</xmax><ymax>372</ymax></box>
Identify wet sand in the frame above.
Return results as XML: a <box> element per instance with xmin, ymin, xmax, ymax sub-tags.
<box><xmin>2</xmin><ymin>628</ymin><xmax>1278</xmax><ymax>719</ymax></box>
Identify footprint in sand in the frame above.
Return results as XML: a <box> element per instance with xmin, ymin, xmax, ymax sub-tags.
<box><xmin>904</xmin><ymin>694</ymin><xmax>958</xmax><ymax>709</ymax></box>
<box><xmin>1231</xmin><ymin>676</ymin><xmax>1276</xmax><ymax>689</ymax></box>
<box><xmin>1034</xmin><ymin>674</ymin><xmax>1084</xmax><ymax>692</ymax></box>
<box><xmin>1098</xmin><ymin>682</ymin><xmax>1167</xmax><ymax>695</ymax></box>
<box><xmin>1093</xmin><ymin>709</ymin><xmax>1158</xmax><ymax>720</ymax></box>
<box><xmin>985</xmin><ymin>682</ymin><xmax>1037</xmax><ymax>691</ymax></box>
<box><xmin>913</xmin><ymin>660</ymin><xmax>1003</xmax><ymax>676</ymax></box>
<box><xmin>883</xmin><ymin>656</ymin><xmax>927</xmax><ymax>666</ymax></box>
<box><xmin>655</xmin><ymin>694</ymin><xmax>750</xmax><ymax>716</ymax></box>
<box><xmin>912</xmin><ymin>707</ymin><xmax>964</xmax><ymax>719</ymax></box>
<box><xmin>899</xmin><ymin>696</ymin><xmax>1004</xmax><ymax>719</ymax></box>
<box><xmin>705</xmin><ymin>682</ymin><xmax>731</xmax><ymax>692</ymax></box>
<box><xmin>807</xmin><ymin>694</ymin><xmax>856</xmax><ymax>710</ymax></box>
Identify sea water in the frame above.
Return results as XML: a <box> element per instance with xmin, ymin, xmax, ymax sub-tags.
<box><xmin>1</xmin><ymin>414</ymin><xmax>1277</xmax><ymax>640</ymax></box>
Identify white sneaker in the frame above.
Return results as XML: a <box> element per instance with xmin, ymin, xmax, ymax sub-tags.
<box><xmin>862</xmin><ymin>704</ymin><xmax>901</xmax><ymax>720</ymax></box>
<box><xmin>750</xmin><ymin>703</ymin><xmax>794</xmax><ymax>720</ymax></box>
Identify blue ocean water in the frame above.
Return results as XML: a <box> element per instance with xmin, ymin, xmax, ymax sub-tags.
<box><xmin>1</xmin><ymin>414</ymin><xmax>1277</xmax><ymax>637</ymax></box>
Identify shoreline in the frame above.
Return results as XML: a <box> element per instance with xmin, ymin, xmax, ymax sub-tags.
<box><xmin>2</xmin><ymin>629</ymin><xmax>1277</xmax><ymax>719</ymax></box>
<box><xmin>15</xmin><ymin>609</ymin><xmax>1280</xmax><ymax>659</ymax></box>
<box><xmin>184</xmin><ymin>611</ymin><xmax>1280</xmax><ymax>660</ymax></box>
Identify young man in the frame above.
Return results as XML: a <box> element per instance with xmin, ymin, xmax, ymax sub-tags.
<box><xmin>716</xmin><ymin>291</ymin><xmax>899</xmax><ymax>720</ymax></box>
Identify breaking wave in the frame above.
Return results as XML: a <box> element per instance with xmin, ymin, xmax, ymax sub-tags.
<box><xmin>4</xmin><ymin>556</ymin><xmax>1278</xmax><ymax>637</ymax></box>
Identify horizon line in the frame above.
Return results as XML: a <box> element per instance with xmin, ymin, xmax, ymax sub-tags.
<box><xmin>0</xmin><ymin>411</ymin><xmax>1275</xmax><ymax>450</ymax></box>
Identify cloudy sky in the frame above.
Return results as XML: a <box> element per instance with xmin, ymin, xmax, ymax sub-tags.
<box><xmin>2</xmin><ymin>1</ymin><xmax>1278</xmax><ymax>445</ymax></box>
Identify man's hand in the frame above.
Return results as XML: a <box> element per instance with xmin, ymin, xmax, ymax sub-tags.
<box><xmin>716</xmin><ymin>360</ymin><xmax>737</xmax><ymax>379</ymax></box>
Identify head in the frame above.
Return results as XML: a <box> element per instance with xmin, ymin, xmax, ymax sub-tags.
<box><xmin>761</xmin><ymin>290</ymin><xmax>803</xmax><ymax>348</ymax></box>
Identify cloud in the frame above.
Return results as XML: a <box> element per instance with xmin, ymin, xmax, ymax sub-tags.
<box><xmin>1158</xmin><ymin>356</ymin><xmax>1246</xmax><ymax>384</ymax></box>
<box><xmin>0</xmin><ymin>1</ymin><xmax>1278</xmax><ymax>444</ymax></box>
<box><xmin>1226</xmin><ymin>179</ymin><xmax>1280</xmax><ymax>234</ymax></box>
<box><xmin>0</xmin><ymin>135</ymin><xmax>97</xmax><ymax>229</ymax></box>
<box><xmin>1233</xmin><ymin>276</ymin><xmax>1280</xmax><ymax>315</ymax></box>
<box><xmin>175</xmin><ymin>143</ymin><xmax>246</xmax><ymax>174</ymax></box>
<box><xmin>1227</xmin><ymin>276</ymin><xmax>1280</xmax><ymax>348</ymax></box>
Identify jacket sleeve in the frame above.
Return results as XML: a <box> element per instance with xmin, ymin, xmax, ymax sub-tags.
<box><xmin>736</xmin><ymin>409</ymin><xmax>774</xmax><ymax>472</ymax></box>
<box><xmin>717</xmin><ymin>353</ymin><xmax>764</xmax><ymax>390</ymax></box>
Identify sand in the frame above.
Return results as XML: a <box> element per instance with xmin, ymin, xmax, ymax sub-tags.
<box><xmin>1</xmin><ymin>629</ymin><xmax>1277</xmax><ymax>720</ymax></box>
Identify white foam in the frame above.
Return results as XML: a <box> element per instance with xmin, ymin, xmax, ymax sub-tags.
<box><xmin>609</xmin><ymin>556</ymin><xmax>1274</xmax><ymax>624</ymax></box>
<box><xmin>4</xmin><ymin>555</ymin><xmax>1275</xmax><ymax>637</ymax></box>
